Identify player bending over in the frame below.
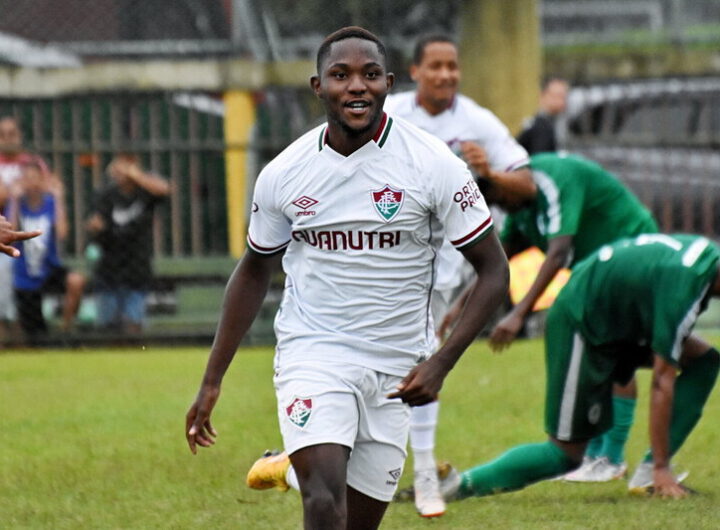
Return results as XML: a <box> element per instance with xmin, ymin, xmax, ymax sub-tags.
<box><xmin>440</xmin><ymin>234</ymin><xmax>719</xmax><ymax>501</ymax></box>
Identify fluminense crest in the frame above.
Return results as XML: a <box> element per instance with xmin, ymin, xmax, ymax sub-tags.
<box><xmin>286</xmin><ymin>397</ymin><xmax>312</xmax><ymax>428</ymax></box>
<box><xmin>371</xmin><ymin>184</ymin><xmax>404</xmax><ymax>222</ymax></box>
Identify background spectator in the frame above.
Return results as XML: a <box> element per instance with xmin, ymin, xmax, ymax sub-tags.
<box><xmin>0</xmin><ymin>116</ymin><xmax>49</xmax><ymax>341</ymax></box>
<box><xmin>86</xmin><ymin>154</ymin><xmax>170</xmax><ymax>334</ymax></box>
<box><xmin>11</xmin><ymin>163</ymin><xmax>85</xmax><ymax>339</ymax></box>
<box><xmin>516</xmin><ymin>77</ymin><xmax>569</xmax><ymax>155</ymax></box>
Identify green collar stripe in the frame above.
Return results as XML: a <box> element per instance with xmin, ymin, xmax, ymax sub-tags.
<box><xmin>318</xmin><ymin>126</ymin><xmax>327</xmax><ymax>151</ymax></box>
<box><xmin>378</xmin><ymin>117</ymin><xmax>393</xmax><ymax>148</ymax></box>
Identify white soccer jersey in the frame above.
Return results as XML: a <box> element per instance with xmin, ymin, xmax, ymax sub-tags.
<box><xmin>384</xmin><ymin>91</ymin><xmax>529</xmax><ymax>291</ymax></box>
<box><xmin>248</xmin><ymin>113</ymin><xmax>493</xmax><ymax>376</ymax></box>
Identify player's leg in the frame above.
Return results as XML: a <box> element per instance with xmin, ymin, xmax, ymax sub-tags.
<box><xmin>408</xmin><ymin>286</ymin><xmax>455</xmax><ymax>516</ymax></box>
<box><xmin>409</xmin><ymin>400</ymin><xmax>443</xmax><ymax>515</ymax></box>
<box><xmin>454</xmin><ymin>437</ymin><xmax>585</xmax><ymax>499</ymax></box>
<box><xmin>452</xmin><ymin>305</ymin><xmax>614</xmax><ymax>499</ymax></box>
<box><xmin>268</xmin><ymin>362</ymin><xmax>366</xmax><ymax>527</ymax></box>
<box><xmin>346</xmin><ymin>486</ymin><xmax>389</xmax><ymax>530</ymax></box>
<box><xmin>629</xmin><ymin>335</ymin><xmax>719</xmax><ymax>491</ymax></box>
<box><xmin>290</xmin><ymin>443</ymin><xmax>351</xmax><ymax>529</ymax></box>
<box><xmin>598</xmin><ymin>381</ymin><xmax>634</xmax><ymax>469</ymax></box>
<box><xmin>345</xmin><ymin>368</ymin><xmax>410</xmax><ymax>527</ymax></box>
<box><xmin>566</xmin><ymin>380</ymin><xmax>635</xmax><ymax>482</ymax></box>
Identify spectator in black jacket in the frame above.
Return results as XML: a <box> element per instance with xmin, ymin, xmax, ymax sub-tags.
<box><xmin>516</xmin><ymin>77</ymin><xmax>569</xmax><ymax>155</ymax></box>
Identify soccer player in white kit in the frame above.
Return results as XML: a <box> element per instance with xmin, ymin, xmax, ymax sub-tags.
<box><xmin>383</xmin><ymin>34</ymin><xmax>530</xmax><ymax>517</ymax></box>
<box><xmin>186</xmin><ymin>27</ymin><xmax>509</xmax><ymax>529</ymax></box>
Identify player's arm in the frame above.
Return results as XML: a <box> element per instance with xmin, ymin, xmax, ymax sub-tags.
<box><xmin>489</xmin><ymin>235</ymin><xmax>572</xmax><ymax>351</ymax></box>
<box><xmin>460</xmin><ymin>140</ymin><xmax>533</xmax><ymax>188</ymax></box>
<box><xmin>186</xmin><ymin>248</ymin><xmax>284</xmax><ymax>453</ymax></box>
<box><xmin>389</xmin><ymin>232</ymin><xmax>509</xmax><ymax>406</ymax></box>
<box><xmin>648</xmin><ymin>353</ymin><xmax>687</xmax><ymax>498</ymax></box>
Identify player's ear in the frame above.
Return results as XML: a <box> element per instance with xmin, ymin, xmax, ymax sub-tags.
<box><xmin>310</xmin><ymin>75</ymin><xmax>322</xmax><ymax>98</ymax></box>
<box><xmin>386</xmin><ymin>72</ymin><xmax>395</xmax><ymax>91</ymax></box>
<box><xmin>409</xmin><ymin>64</ymin><xmax>418</xmax><ymax>82</ymax></box>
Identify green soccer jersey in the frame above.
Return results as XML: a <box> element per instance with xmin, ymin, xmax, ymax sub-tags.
<box><xmin>501</xmin><ymin>153</ymin><xmax>658</xmax><ymax>267</ymax></box>
<box><xmin>555</xmin><ymin>234</ymin><xmax>720</xmax><ymax>365</ymax></box>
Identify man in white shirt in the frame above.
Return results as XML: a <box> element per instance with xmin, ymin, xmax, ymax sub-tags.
<box><xmin>186</xmin><ymin>27</ymin><xmax>508</xmax><ymax>529</ymax></box>
<box><xmin>384</xmin><ymin>34</ymin><xmax>530</xmax><ymax>517</ymax></box>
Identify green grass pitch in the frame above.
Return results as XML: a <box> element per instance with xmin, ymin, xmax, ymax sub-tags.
<box><xmin>2</xmin><ymin>338</ymin><xmax>720</xmax><ymax>529</ymax></box>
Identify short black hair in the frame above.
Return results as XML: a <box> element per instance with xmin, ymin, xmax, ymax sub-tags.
<box><xmin>316</xmin><ymin>26</ymin><xmax>387</xmax><ymax>73</ymax></box>
<box><xmin>412</xmin><ymin>34</ymin><xmax>456</xmax><ymax>65</ymax></box>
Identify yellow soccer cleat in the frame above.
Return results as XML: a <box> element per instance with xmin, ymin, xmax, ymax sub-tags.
<box><xmin>246</xmin><ymin>450</ymin><xmax>291</xmax><ymax>492</ymax></box>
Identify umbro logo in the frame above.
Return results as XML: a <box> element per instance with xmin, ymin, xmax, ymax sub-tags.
<box><xmin>292</xmin><ymin>195</ymin><xmax>318</xmax><ymax>217</ymax></box>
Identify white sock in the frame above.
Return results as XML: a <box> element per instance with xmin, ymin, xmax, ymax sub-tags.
<box><xmin>409</xmin><ymin>400</ymin><xmax>440</xmax><ymax>472</ymax></box>
<box><xmin>286</xmin><ymin>465</ymin><xmax>300</xmax><ymax>491</ymax></box>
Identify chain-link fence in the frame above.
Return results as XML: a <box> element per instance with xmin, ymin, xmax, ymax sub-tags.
<box><xmin>2</xmin><ymin>0</ymin><xmax>720</xmax><ymax>346</ymax></box>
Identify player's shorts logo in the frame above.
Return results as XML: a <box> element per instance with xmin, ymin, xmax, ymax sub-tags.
<box><xmin>371</xmin><ymin>185</ymin><xmax>404</xmax><ymax>222</ymax></box>
<box><xmin>286</xmin><ymin>397</ymin><xmax>312</xmax><ymax>428</ymax></box>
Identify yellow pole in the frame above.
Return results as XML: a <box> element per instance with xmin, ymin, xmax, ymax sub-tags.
<box><xmin>223</xmin><ymin>90</ymin><xmax>256</xmax><ymax>258</ymax></box>
<box><xmin>459</xmin><ymin>0</ymin><xmax>541</xmax><ymax>134</ymax></box>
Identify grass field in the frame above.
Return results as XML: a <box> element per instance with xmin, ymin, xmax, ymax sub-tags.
<box><xmin>3</xmin><ymin>339</ymin><xmax>720</xmax><ymax>529</ymax></box>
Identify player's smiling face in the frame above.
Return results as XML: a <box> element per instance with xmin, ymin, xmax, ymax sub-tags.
<box><xmin>411</xmin><ymin>41</ymin><xmax>460</xmax><ymax>115</ymax></box>
<box><xmin>312</xmin><ymin>38</ymin><xmax>393</xmax><ymax>139</ymax></box>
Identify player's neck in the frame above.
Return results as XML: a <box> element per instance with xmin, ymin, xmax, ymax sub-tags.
<box><xmin>324</xmin><ymin>114</ymin><xmax>386</xmax><ymax>157</ymax></box>
<box><xmin>416</xmin><ymin>94</ymin><xmax>454</xmax><ymax>116</ymax></box>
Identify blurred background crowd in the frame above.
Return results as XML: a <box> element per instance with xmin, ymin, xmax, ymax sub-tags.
<box><xmin>1</xmin><ymin>0</ymin><xmax>719</xmax><ymax>346</ymax></box>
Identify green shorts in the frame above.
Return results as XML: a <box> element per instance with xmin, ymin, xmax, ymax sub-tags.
<box><xmin>544</xmin><ymin>303</ymin><xmax>617</xmax><ymax>442</ymax></box>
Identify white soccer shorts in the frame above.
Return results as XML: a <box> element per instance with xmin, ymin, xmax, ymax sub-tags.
<box><xmin>274</xmin><ymin>360</ymin><xmax>410</xmax><ymax>502</ymax></box>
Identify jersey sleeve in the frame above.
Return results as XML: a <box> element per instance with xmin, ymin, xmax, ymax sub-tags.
<box><xmin>431</xmin><ymin>154</ymin><xmax>494</xmax><ymax>250</ymax></box>
<box><xmin>246</xmin><ymin>169</ymin><xmax>291</xmax><ymax>254</ymax></box>
<box><xmin>650</xmin><ymin>274</ymin><xmax>710</xmax><ymax>365</ymax></box>
<box><xmin>472</xmin><ymin>106</ymin><xmax>529</xmax><ymax>172</ymax></box>
<box><xmin>650</xmin><ymin>238</ymin><xmax>720</xmax><ymax>363</ymax></box>
<box><xmin>533</xmin><ymin>168</ymin><xmax>585</xmax><ymax>239</ymax></box>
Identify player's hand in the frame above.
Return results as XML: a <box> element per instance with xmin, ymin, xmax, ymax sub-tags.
<box><xmin>387</xmin><ymin>357</ymin><xmax>447</xmax><ymax>406</ymax></box>
<box><xmin>460</xmin><ymin>141</ymin><xmax>490</xmax><ymax>177</ymax></box>
<box><xmin>185</xmin><ymin>384</ymin><xmax>220</xmax><ymax>454</ymax></box>
<box><xmin>488</xmin><ymin>310</ymin><xmax>524</xmax><ymax>352</ymax></box>
<box><xmin>652</xmin><ymin>468</ymin><xmax>689</xmax><ymax>499</ymax></box>
<box><xmin>0</xmin><ymin>215</ymin><xmax>41</xmax><ymax>258</ymax></box>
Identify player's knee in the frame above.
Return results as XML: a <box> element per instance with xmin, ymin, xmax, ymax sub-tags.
<box><xmin>300</xmin><ymin>486</ymin><xmax>345</xmax><ymax>525</ymax></box>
